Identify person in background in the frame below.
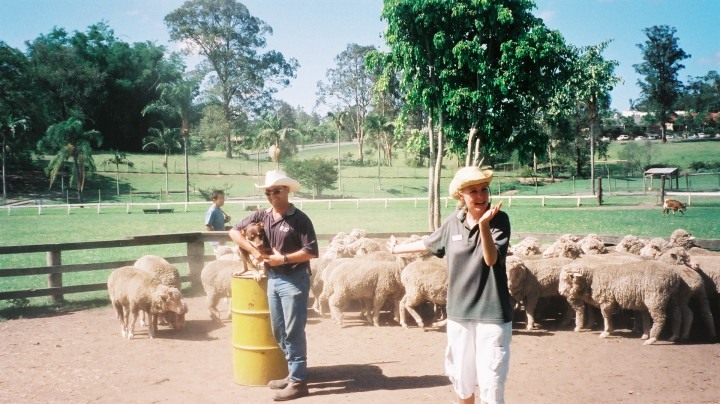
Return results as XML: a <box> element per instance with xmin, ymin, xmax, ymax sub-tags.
<box><xmin>205</xmin><ymin>190</ymin><xmax>231</xmax><ymax>255</ymax></box>
<box><xmin>387</xmin><ymin>166</ymin><xmax>512</xmax><ymax>404</ymax></box>
<box><xmin>229</xmin><ymin>170</ymin><xmax>318</xmax><ymax>402</ymax></box>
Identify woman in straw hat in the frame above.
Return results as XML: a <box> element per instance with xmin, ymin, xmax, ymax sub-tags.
<box><xmin>388</xmin><ymin>166</ymin><xmax>512</xmax><ymax>404</ymax></box>
<box><xmin>229</xmin><ymin>170</ymin><xmax>319</xmax><ymax>401</ymax></box>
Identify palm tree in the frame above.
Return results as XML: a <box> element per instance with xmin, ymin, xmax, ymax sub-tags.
<box><xmin>327</xmin><ymin>110</ymin><xmax>348</xmax><ymax>187</ymax></box>
<box><xmin>102</xmin><ymin>150</ymin><xmax>134</xmax><ymax>196</ymax></box>
<box><xmin>38</xmin><ymin>117</ymin><xmax>102</xmax><ymax>203</ymax></box>
<box><xmin>365</xmin><ymin>114</ymin><xmax>393</xmax><ymax>190</ymax></box>
<box><xmin>1</xmin><ymin>114</ymin><xmax>29</xmax><ymax>201</ymax></box>
<box><xmin>142</xmin><ymin>75</ymin><xmax>199</xmax><ymax>202</ymax></box>
<box><xmin>258</xmin><ymin>112</ymin><xmax>303</xmax><ymax>170</ymax></box>
<box><xmin>142</xmin><ymin>122</ymin><xmax>181</xmax><ymax>195</ymax></box>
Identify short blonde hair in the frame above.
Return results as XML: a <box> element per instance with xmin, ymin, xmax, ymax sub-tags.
<box><xmin>448</xmin><ymin>166</ymin><xmax>494</xmax><ymax>200</ymax></box>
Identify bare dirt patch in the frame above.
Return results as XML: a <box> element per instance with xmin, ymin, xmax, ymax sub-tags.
<box><xmin>1</xmin><ymin>295</ymin><xmax>719</xmax><ymax>403</ymax></box>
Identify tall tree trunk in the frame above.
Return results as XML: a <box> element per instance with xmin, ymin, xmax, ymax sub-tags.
<box><xmin>547</xmin><ymin>144</ymin><xmax>555</xmax><ymax>182</ymax></box>
<box><xmin>427</xmin><ymin>113</ymin><xmax>436</xmax><ymax>231</ymax></box>
<box><xmin>432</xmin><ymin>110</ymin><xmax>444</xmax><ymax>229</ymax></box>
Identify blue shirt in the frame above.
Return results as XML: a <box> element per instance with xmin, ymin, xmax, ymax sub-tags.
<box><xmin>205</xmin><ymin>204</ymin><xmax>226</xmax><ymax>231</ymax></box>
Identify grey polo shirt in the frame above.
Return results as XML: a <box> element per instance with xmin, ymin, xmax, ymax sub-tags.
<box><xmin>424</xmin><ymin>209</ymin><xmax>512</xmax><ymax>323</ymax></box>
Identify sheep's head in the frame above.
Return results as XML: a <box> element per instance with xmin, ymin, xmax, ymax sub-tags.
<box><xmin>559</xmin><ymin>266</ymin><xmax>588</xmax><ymax>299</ymax></box>
<box><xmin>505</xmin><ymin>256</ymin><xmax>528</xmax><ymax>294</ymax></box>
<box><xmin>670</xmin><ymin>229</ymin><xmax>696</xmax><ymax>250</ymax></box>
<box><xmin>658</xmin><ymin>247</ymin><xmax>690</xmax><ymax>266</ymax></box>
<box><xmin>162</xmin><ymin>287</ymin><xmax>186</xmax><ymax>314</ymax></box>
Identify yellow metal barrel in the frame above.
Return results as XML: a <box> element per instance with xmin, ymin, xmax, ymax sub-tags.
<box><xmin>231</xmin><ymin>274</ymin><xmax>288</xmax><ymax>386</ymax></box>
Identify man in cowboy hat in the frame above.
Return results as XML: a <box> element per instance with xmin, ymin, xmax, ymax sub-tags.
<box><xmin>229</xmin><ymin>170</ymin><xmax>318</xmax><ymax>401</ymax></box>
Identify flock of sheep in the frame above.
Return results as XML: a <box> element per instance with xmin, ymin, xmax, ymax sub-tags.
<box><xmin>106</xmin><ymin>228</ymin><xmax>720</xmax><ymax>346</ymax></box>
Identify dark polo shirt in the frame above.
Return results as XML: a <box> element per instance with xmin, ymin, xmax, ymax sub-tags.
<box><xmin>424</xmin><ymin>209</ymin><xmax>512</xmax><ymax>323</ymax></box>
<box><xmin>235</xmin><ymin>205</ymin><xmax>318</xmax><ymax>273</ymax></box>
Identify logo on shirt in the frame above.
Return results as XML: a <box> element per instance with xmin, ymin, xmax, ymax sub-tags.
<box><xmin>451</xmin><ymin>234</ymin><xmax>463</xmax><ymax>241</ymax></box>
<box><xmin>280</xmin><ymin>224</ymin><xmax>290</xmax><ymax>232</ymax></box>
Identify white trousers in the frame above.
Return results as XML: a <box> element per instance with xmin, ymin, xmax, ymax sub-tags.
<box><xmin>445</xmin><ymin>320</ymin><xmax>512</xmax><ymax>403</ymax></box>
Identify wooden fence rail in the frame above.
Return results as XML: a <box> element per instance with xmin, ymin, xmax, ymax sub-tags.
<box><xmin>1</xmin><ymin>231</ymin><xmax>719</xmax><ymax>303</ymax></box>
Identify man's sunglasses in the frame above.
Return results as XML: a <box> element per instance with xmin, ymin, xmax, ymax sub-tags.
<box><xmin>265</xmin><ymin>188</ymin><xmax>284</xmax><ymax>196</ymax></box>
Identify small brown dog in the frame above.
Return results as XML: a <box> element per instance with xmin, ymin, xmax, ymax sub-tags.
<box><xmin>663</xmin><ymin>199</ymin><xmax>687</xmax><ymax>216</ymax></box>
<box><xmin>237</xmin><ymin>222</ymin><xmax>272</xmax><ymax>279</ymax></box>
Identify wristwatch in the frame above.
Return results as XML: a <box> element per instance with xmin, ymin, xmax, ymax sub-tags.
<box><xmin>283</xmin><ymin>255</ymin><xmax>289</xmax><ymax>264</ymax></box>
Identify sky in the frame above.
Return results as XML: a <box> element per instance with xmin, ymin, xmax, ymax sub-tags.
<box><xmin>1</xmin><ymin>0</ymin><xmax>719</xmax><ymax>114</ymax></box>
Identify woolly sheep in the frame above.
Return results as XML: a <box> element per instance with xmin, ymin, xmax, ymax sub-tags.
<box><xmin>669</xmin><ymin>229</ymin><xmax>697</xmax><ymax>250</ymax></box>
<box><xmin>510</xmin><ymin>256</ymin><xmax>575</xmax><ymax>330</ymax></box>
<box><xmin>690</xmin><ymin>256</ymin><xmax>720</xmax><ymax>337</ymax></box>
<box><xmin>133</xmin><ymin>255</ymin><xmax>186</xmax><ymax>329</ymax></box>
<box><xmin>542</xmin><ymin>235</ymin><xmax>582</xmax><ymax>259</ymax></box>
<box><xmin>398</xmin><ymin>259</ymin><xmax>448</xmax><ymax>330</ymax></box>
<box><xmin>509</xmin><ymin>237</ymin><xmax>542</xmax><ymax>257</ymax></box>
<box><xmin>657</xmin><ymin>248</ymin><xmax>716</xmax><ymax>341</ymax></box>
<box><xmin>323</xmin><ymin>260</ymin><xmax>405</xmax><ymax>327</ymax></box>
<box><xmin>577</xmin><ymin>233</ymin><xmax>607</xmax><ymax>255</ymax></box>
<box><xmin>200</xmin><ymin>260</ymin><xmax>246</xmax><ymax>321</ymax></box>
<box><xmin>638</xmin><ymin>237</ymin><xmax>670</xmax><ymax>259</ymax></box>
<box><xmin>107</xmin><ymin>266</ymin><xmax>185</xmax><ymax>340</ymax></box>
<box><xmin>310</xmin><ymin>257</ymin><xmax>333</xmax><ymax>315</ymax></box>
<box><xmin>615</xmin><ymin>235</ymin><xmax>647</xmax><ymax>254</ymax></box>
<box><xmin>558</xmin><ymin>260</ymin><xmax>681</xmax><ymax>345</ymax></box>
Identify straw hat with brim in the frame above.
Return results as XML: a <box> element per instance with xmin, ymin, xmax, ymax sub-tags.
<box><xmin>255</xmin><ymin>170</ymin><xmax>302</xmax><ymax>192</ymax></box>
<box><xmin>448</xmin><ymin>166</ymin><xmax>493</xmax><ymax>200</ymax></box>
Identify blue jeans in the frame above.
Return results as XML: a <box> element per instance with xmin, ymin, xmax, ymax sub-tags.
<box><xmin>267</xmin><ymin>268</ymin><xmax>310</xmax><ymax>382</ymax></box>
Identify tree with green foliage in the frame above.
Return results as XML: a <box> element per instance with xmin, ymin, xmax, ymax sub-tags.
<box><xmin>284</xmin><ymin>157</ymin><xmax>338</xmax><ymax>198</ymax></box>
<box><xmin>317</xmin><ymin>44</ymin><xmax>377</xmax><ymax>165</ymax></box>
<box><xmin>365</xmin><ymin>114</ymin><xmax>394</xmax><ymax>189</ymax></box>
<box><xmin>1</xmin><ymin>114</ymin><xmax>29</xmax><ymax>200</ymax></box>
<box><xmin>634</xmin><ymin>25</ymin><xmax>690</xmax><ymax>143</ymax></box>
<box><xmin>37</xmin><ymin>117</ymin><xmax>102</xmax><ymax>203</ymax></box>
<box><xmin>165</xmin><ymin>0</ymin><xmax>298</xmax><ymax>158</ymax></box>
<box><xmin>327</xmin><ymin>110</ymin><xmax>349</xmax><ymax>186</ymax></box>
<box><xmin>101</xmin><ymin>150</ymin><xmax>134</xmax><ymax>196</ymax></box>
<box><xmin>257</xmin><ymin>112</ymin><xmax>302</xmax><ymax>170</ymax></box>
<box><xmin>142</xmin><ymin>73</ymin><xmax>200</xmax><ymax>202</ymax></box>
<box><xmin>142</xmin><ymin>122</ymin><xmax>181</xmax><ymax>194</ymax></box>
<box><xmin>381</xmin><ymin>0</ymin><xmax>571</xmax><ymax>229</ymax></box>
<box><xmin>567</xmin><ymin>41</ymin><xmax>621</xmax><ymax>193</ymax></box>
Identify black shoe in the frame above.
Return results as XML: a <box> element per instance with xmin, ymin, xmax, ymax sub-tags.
<box><xmin>272</xmin><ymin>381</ymin><xmax>309</xmax><ymax>401</ymax></box>
<box><xmin>268</xmin><ymin>376</ymin><xmax>290</xmax><ymax>390</ymax></box>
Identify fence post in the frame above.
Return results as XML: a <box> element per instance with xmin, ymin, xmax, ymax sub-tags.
<box><xmin>47</xmin><ymin>250</ymin><xmax>64</xmax><ymax>303</ymax></box>
<box><xmin>186</xmin><ymin>238</ymin><xmax>205</xmax><ymax>292</ymax></box>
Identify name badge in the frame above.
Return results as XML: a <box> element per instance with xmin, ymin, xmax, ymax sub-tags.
<box><xmin>451</xmin><ymin>234</ymin><xmax>463</xmax><ymax>241</ymax></box>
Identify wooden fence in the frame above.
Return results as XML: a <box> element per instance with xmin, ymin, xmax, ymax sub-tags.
<box><xmin>1</xmin><ymin>231</ymin><xmax>719</xmax><ymax>303</ymax></box>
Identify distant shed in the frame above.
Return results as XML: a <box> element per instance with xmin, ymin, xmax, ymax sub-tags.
<box><xmin>644</xmin><ymin>167</ymin><xmax>679</xmax><ymax>189</ymax></box>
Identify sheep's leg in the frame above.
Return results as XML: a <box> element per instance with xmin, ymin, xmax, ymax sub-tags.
<box><xmin>698</xmin><ymin>298</ymin><xmax>716</xmax><ymax>339</ymax></box>
<box><xmin>147</xmin><ymin>313</ymin><xmax>158</xmax><ymax>339</ymax></box>
<box><xmin>569</xmin><ymin>300</ymin><xmax>585</xmax><ymax>332</ymax></box>
<box><xmin>371</xmin><ymin>296</ymin><xmax>385</xmax><ymax>327</ymax></box>
<box><xmin>641</xmin><ymin>311</ymin><xmax>652</xmax><ymax>340</ymax></box>
<box><xmin>681</xmin><ymin>304</ymin><xmax>693</xmax><ymax>341</ymax></box>
<box><xmin>207</xmin><ymin>293</ymin><xmax>221</xmax><ymax>321</ymax></box>
<box><xmin>645</xmin><ymin>305</ymin><xmax>669</xmax><ymax>345</ymax></box>
<box><xmin>112</xmin><ymin>302</ymin><xmax>126</xmax><ymax>338</ymax></box>
<box><xmin>402</xmin><ymin>295</ymin><xmax>425</xmax><ymax>329</ymax></box>
<box><xmin>328</xmin><ymin>294</ymin><xmax>344</xmax><ymax>327</ymax></box>
<box><xmin>524</xmin><ymin>295</ymin><xmax>539</xmax><ymax>331</ymax></box>
<box><xmin>361</xmin><ymin>300</ymin><xmax>374</xmax><ymax>324</ymax></box>
<box><xmin>225</xmin><ymin>295</ymin><xmax>232</xmax><ymax>320</ymax></box>
<box><xmin>599</xmin><ymin>303</ymin><xmax>615</xmax><ymax>339</ymax></box>
<box><xmin>128</xmin><ymin>308</ymin><xmax>139</xmax><ymax>340</ymax></box>
<box><xmin>398</xmin><ymin>296</ymin><xmax>409</xmax><ymax>328</ymax></box>
<box><xmin>139</xmin><ymin>310</ymin><xmax>147</xmax><ymax>327</ymax></box>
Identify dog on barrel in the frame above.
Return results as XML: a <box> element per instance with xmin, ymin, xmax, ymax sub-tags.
<box><xmin>663</xmin><ymin>199</ymin><xmax>687</xmax><ymax>216</ymax></box>
<box><xmin>236</xmin><ymin>222</ymin><xmax>273</xmax><ymax>279</ymax></box>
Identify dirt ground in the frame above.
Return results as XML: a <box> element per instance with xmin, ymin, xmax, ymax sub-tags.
<box><xmin>1</xmin><ymin>294</ymin><xmax>719</xmax><ymax>404</ymax></box>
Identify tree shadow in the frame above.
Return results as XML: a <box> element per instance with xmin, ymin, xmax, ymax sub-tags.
<box><xmin>307</xmin><ymin>363</ymin><xmax>450</xmax><ymax>396</ymax></box>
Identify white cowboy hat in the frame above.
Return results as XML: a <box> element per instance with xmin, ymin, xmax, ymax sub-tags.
<box><xmin>255</xmin><ymin>170</ymin><xmax>301</xmax><ymax>192</ymax></box>
<box><xmin>448</xmin><ymin>166</ymin><xmax>493</xmax><ymax>200</ymax></box>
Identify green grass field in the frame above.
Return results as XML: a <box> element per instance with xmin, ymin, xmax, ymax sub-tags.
<box><xmin>1</xmin><ymin>138</ymin><xmax>719</xmax><ymax>318</ymax></box>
